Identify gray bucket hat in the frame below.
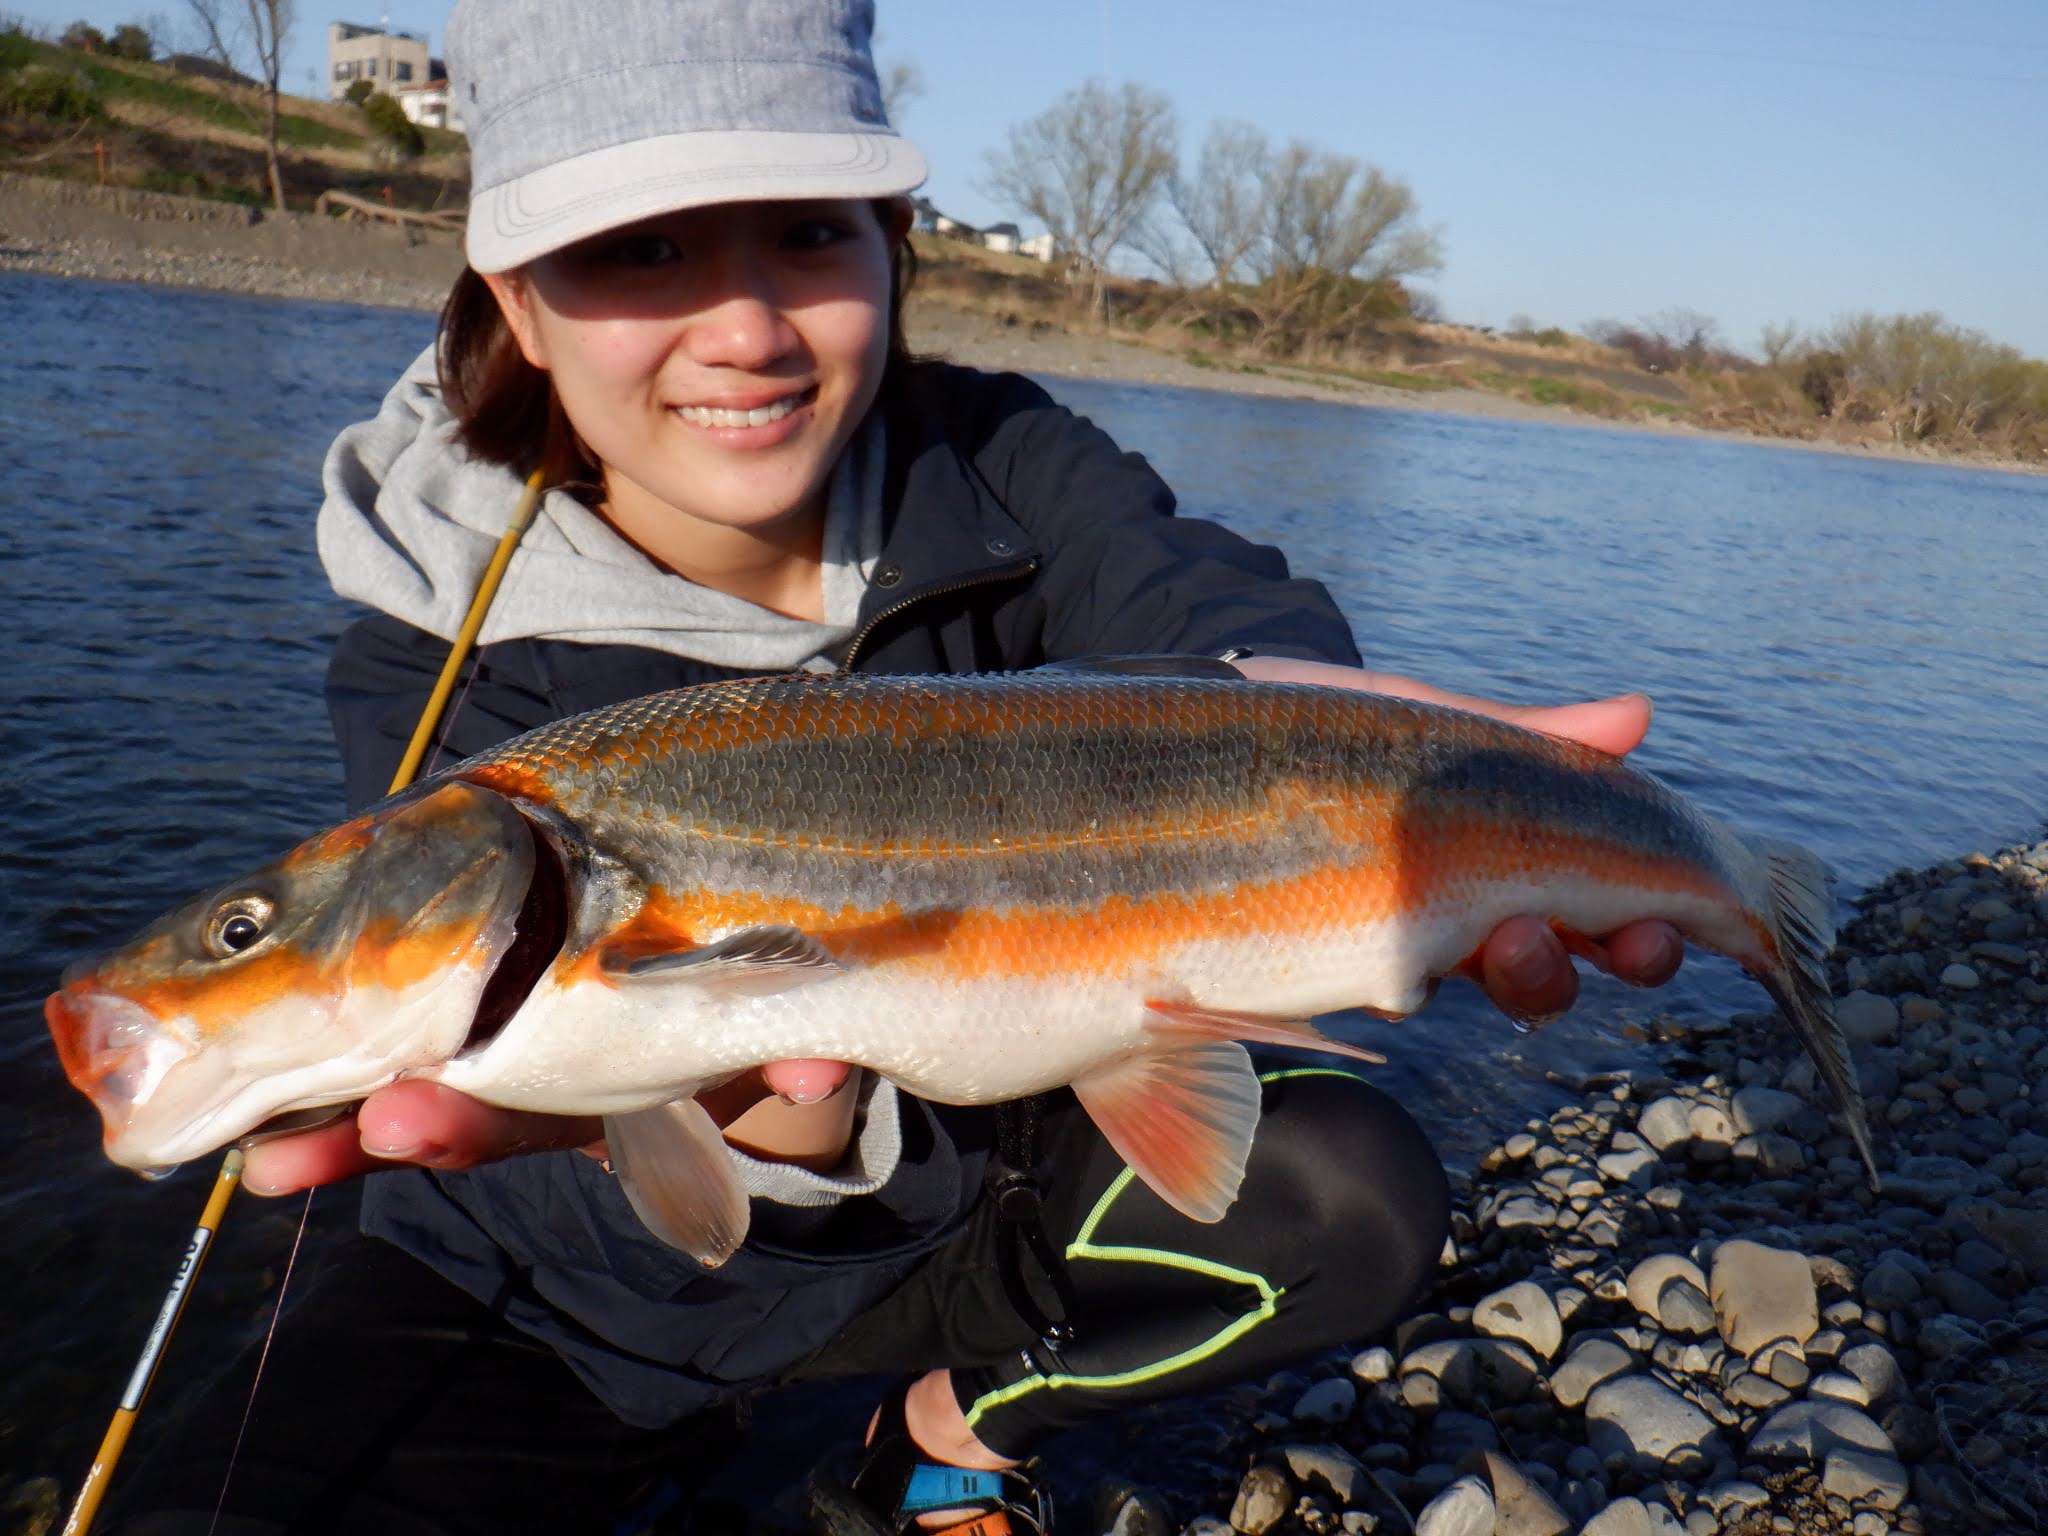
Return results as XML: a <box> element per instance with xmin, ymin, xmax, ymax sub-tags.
<box><xmin>449</xmin><ymin>0</ymin><xmax>927</xmax><ymax>273</ymax></box>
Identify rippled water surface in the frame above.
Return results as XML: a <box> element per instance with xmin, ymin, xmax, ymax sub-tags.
<box><xmin>3</xmin><ymin>273</ymin><xmax>2045</xmax><ymax>1487</ymax></box>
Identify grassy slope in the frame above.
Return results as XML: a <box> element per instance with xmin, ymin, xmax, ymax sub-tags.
<box><xmin>2</xmin><ymin>36</ymin><xmax>466</xmax><ymax>206</ymax></box>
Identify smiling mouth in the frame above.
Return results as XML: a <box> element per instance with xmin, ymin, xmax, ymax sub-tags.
<box><xmin>674</xmin><ymin>386</ymin><xmax>816</xmax><ymax>429</ymax></box>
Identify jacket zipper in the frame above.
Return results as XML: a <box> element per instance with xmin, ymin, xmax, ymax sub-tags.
<box><xmin>839</xmin><ymin>557</ymin><xmax>1040</xmax><ymax>672</ymax></box>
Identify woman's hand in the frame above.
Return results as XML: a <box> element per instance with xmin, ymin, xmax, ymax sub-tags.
<box><xmin>1231</xmin><ymin>656</ymin><xmax>1686</xmax><ymax>1025</ymax></box>
<box><xmin>240</xmin><ymin>1058</ymin><xmax>855</xmax><ymax>1196</ymax></box>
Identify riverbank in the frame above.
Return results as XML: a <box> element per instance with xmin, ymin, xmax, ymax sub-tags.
<box><xmin>1140</xmin><ymin>833</ymin><xmax>2048</xmax><ymax>1536</ymax></box>
<box><xmin>4</xmin><ymin>173</ymin><xmax>2037</xmax><ymax>478</ymax></box>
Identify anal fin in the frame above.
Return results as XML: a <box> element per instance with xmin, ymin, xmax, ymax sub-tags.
<box><xmin>1070</xmin><ymin>1041</ymin><xmax>1262</xmax><ymax>1223</ymax></box>
<box><xmin>1145</xmin><ymin>999</ymin><xmax>1387</xmax><ymax>1064</ymax></box>
<box><xmin>604</xmin><ymin>1099</ymin><xmax>752</xmax><ymax>1267</ymax></box>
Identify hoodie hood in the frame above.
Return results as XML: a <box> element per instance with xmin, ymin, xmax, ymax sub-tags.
<box><xmin>316</xmin><ymin>345</ymin><xmax>885</xmax><ymax>671</ymax></box>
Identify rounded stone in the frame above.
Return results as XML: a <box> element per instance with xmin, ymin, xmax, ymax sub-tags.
<box><xmin>1626</xmin><ymin>1253</ymin><xmax>1707</xmax><ymax>1318</ymax></box>
<box><xmin>1473</xmin><ymin>1280</ymin><xmax>1563</xmax><ymax>1362</ymax></box>
<box><xmin>1822</xmin><ymin>1447</ymin><xmax>1909</xmax><ymax>1510</ymax></box>
<box><xmin>1709</xmin><ymin>1240</ymin><xmax>1818</xmax><ymax>1356</ymax></box>
<box><xmin>1579</xmin><ymin>1497</ymin><xmax>1654</xmax><ymax>1536</ymax></box>
<box><xmin>1836</xmin><ymin>991</ymin><xmax>1900</xmax><ymax>1043</ymax></box>
<box><xmin>1838</xmin><ymin>1343</ymin><xmax>1903</xmax><ymax>1405</ymax></box>
<box><xmin>1584</xmin><ymin>1375</ymin><xmax>1724</xmax><ymax>1476</ymax></box>
<box><xmin>1656</xmin><ymin>1277</ymin><xmax>1716</xmax><ymax>1337</ymax></box>
<box><xmin>1415</xmin><ymin>1475</ymin><xmax>1494</xmax><ymax>1536</ymax></box>
<box><xmin>1940</xmin><ymin>963</ymin><xmax>1982</xmax><ymax>990</ymax></box>
<box><xmin>1291</xmin><ymin>1377</ymin><xmax>1357</xmax><ymax>1425</ymax></box>
<box><xmin>1349</xmin><ymin>1346</ymin><xmax>1394</xmax><ymax>1384</ymax></box>
<box><xmin>1748</xmin><ymin>1400</ymin><xmax>1893</xmax><ymax>1463</ymax></box>
<box><xmin>1230</xmin><ymin>1465</ymin><xmax>1294</xmax><ymax>1535</ymax></box>
<box><xmin>1637</xmin><ymin>1097</ymin><xmax>1693</xmax><ymax>1152</ymax></box>
<box><xmin>1731</xmin><ymin>1087</ymin><xmax>1803</xmax><ymax>1136</ymax></box>
<box><xmin>1550</xmin><ymin>1335</ymin><xmax>1634</xmax><ymax>1409</ymax></box>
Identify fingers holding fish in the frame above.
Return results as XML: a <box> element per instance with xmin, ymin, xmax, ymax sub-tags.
<box><xmin>1469</xmin><ymin>915</ymin><xmax>1686</xmax><ymax>1028</ymax></box>
<box><xmin>1230</xmin><ymin>656</ymin><xmax>1655</xmax><ymax>759</ymax></box>
<box><xmin>240</xmin><ymin>1082</ymin><xmax>603</xmax><ymax>1196</ymax></box>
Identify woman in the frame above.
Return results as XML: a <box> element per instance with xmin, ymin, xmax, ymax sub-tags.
<box><xmin>108</xmin><ymin>2</ymin><xmax>1682</xmax><ymax>1532</ymax></box>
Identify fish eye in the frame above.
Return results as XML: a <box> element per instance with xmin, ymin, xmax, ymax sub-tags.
<box><xmin>205</xmin><ymin>896</ymin><xmax>274</xmax><ymax>958</ymax></box>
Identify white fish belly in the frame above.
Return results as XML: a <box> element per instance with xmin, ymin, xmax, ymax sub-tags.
<box><xmin>429</xmin><ymin>873</ymin><xmax>1752</xmax><ymax>1116</ymax></box>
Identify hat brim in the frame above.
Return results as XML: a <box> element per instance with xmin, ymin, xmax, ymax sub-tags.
<box><xmin>467</xmin><ymin>130</ymin><xmax>927</xmax><ymax>273</ymax></box>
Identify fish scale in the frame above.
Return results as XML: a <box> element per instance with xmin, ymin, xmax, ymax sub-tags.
<box><xmin>47</xmin><ymin>669</ymin><xmax>1874</xmax><ymax>1266</ymax></box>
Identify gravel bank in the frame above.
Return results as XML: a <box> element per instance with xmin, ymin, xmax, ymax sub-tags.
<box><xmin>1142</xmin><ymin>836</ymin><xmax>2048</xmax><ymax>1536</ymax></box>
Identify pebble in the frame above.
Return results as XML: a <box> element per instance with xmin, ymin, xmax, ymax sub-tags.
<box><xmin>1290</xmin><ymin>1378</ymin><xmax>1356</xmax><ymax>1425</ymax></box>
<box><xmin>1476</xmin><ymin>1453</ymin><xmax>1571</xmax><ymax>1536</ymax></box>
<box><xmin>1709</xmin><ymin>1240</ymin><xmax>1818</xmax><ymax>1355</ymax></box>
<box><xmin>1472</xmin><ymin>1280</ymin><xmax>1562</xmax><ymax>1361</ymax></box>
<box><xmin>1625</xmin><ymin>1254</ymin><xmax>1706</xmax><ymax>1318</ymax></box>
<box><xmin>1822</xmin><ymin>1447</ymin><xmax>1910</xmax><ymax>1510</ymax></box>
<box><xmin>1837</xmin><ymin>1342</ymin><xmax>1902</xmax><ymax>1405</ymax></box>
<box><xmin>1835</xmin><ymin>991</ymin><xmax>1900</xmax><ymax>1043</ymax></box>
<box><xmin>1584</xmin><ymin>1375</ymin><xmax>1724</xmax><ymax>1476</ymax></box>
<box><xmin>1279</xmin><ymin>1444</ymin><xmax>1367</xmax><ymax>1506</ymax></box>
<box><xmin>1229</xmin><ymin>1466</ymin><xmax>1292</xmax><ymax>1535</ymax></box>
<box><xmin>1549</xmin><ymin>1335</ymin><xmax>1634</xmax><ymax>1409</ymax></box>
<box><xmin>1413</xmin><ymin>1475</ymin><xmax>1493</xmax><ymax>1536</ymax></box>
<box><xmin>1748</xmin><ymin>1400</ymin><xmax>1893</xmax><ymax>1462</ymax></box>
<box><xmin>1655</xmin><ymin>1278</ymin><xmax>1716</xmax><ymax>1337</ymax></box>
<box><xmin>1939</xmin><ymin>962</ymin><xmax>1981</xmax><ymax>989</ymax></box>
<box><xmin>1580</xmin><ymin>1497</ymin><xmax>1655</xmax><ymax>1536</ymax></box>
<box><xmin>1637</xmin><ymin>1097</ymin><xmax>1692</xmax><ymax>1152</ymax></box>
<box><xmin>1348</xmin><ymin>1347</ymin><xmax>1393</xmax><ymax>1384</ymax></box>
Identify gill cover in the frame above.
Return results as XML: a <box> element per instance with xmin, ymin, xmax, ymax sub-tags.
<box><xmin>49</xmin><ymin>780</ymin><xmax>537</xmax><ymax>1168</ymax></box>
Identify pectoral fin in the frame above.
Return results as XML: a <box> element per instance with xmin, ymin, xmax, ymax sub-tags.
<box><xmin>605</xmin><ymin>924</ymin><xmax>844</xmax><ymax>995</ymax></box>
<box><xmin>604</xmin><ymin>1100</ymin><xmax>751</xmax><ymax>1267</ymax></box>
<box><xmin>1070</xmin><ymin>1041</ymin><xmax>1262</xmax><ymax>1223</ymax></box>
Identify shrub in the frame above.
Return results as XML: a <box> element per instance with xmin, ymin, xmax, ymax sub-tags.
<box><xmin>108</xmin><ymin>22</ymin><xmax>150</xmax><ymax>60</ymax></box>
<box><xmin>2</xmin><ymin>61</ymin><xmax>102</xmax><ymax>120</ymax></box>
<box><xmin>343</xmin><ymin>77</ymin><xmax>374</xmax><ymax>106</ymax></box>
<box><xmin>359</xmin><ymin>89</ymin><xmax>424</xmax><ymax>159</ymax></box>
<box><xmin>59</xmin><ymin>19</ymin><xmax>105</xmax><ymax>51</ymax></box>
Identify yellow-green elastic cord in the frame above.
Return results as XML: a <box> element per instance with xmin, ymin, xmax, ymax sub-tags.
<box><xmin>962</xmin><ymin>1067</ymin><xmax>1367</xmax><ymax>1428</ymax></box>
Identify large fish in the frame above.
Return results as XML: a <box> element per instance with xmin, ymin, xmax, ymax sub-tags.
<box><xmin>47</xmin><ymin>667</ymin><xmax>1871</xmax><ymax>1265</ymax></box>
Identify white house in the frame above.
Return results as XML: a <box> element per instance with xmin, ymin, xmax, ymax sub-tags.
<box><xmin>1018</xmin><ymin>233</ymin><xmax>1055</xmax><ymax>263</ymax></box>
<box><xmin>395</xmin><ymin>79</ymin><xmax>461</xmax><ymax>132</ymax></box>
<box><xmin>326</xmin><ymin>21</ymin><xmax>431</xmax><ymax>99</ymax></box>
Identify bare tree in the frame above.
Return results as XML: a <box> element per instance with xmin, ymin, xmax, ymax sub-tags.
<box><xmin>982</xmin><ymin>79</ymin><xmax>1177</xmax><ymax>319</ymax></box>
<box><xmin>1239</xmin><ymin>141</ymin><xmax>1442</xmax><ymax>353</ymax></box>
<box><xmin>188</xmin><ymin>0</ymin><xmax>292</xmax><ymax>211</ymax></box>
<box><xmin>879</xmin><ymin>57</ymin><xmax>922</xmax><ymax>125</ymax></box>
<box><xmin>1166</xmin><ymin>118</ymin><xmax>1269</xmax><ymax>289</ymax></box>
<box><xmin>1759</xmin><ymin>319</ymin><xmax>1801</xmax><ymax>367</ymax></box>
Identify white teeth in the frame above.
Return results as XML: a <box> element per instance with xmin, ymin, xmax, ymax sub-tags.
<box><xmin>676</xmin><ymin>395</ymin><xmax>802</xmax><ymax>429</ymax></box>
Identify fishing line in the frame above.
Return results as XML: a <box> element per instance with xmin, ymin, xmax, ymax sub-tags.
<box><xmin>207</xmin><ymin>1188</ymin><xmax>315</xmax><ymax>1536</ymax></box>
<box><xmin>64</xmin><ymin>469</ymin><xmax>547</xmax><ymax>1536</ymax></box>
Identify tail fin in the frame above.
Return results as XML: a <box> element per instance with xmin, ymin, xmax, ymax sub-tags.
<box><xmin>1750</xmin><ymin>839</ymin><xmax>1879</xmax><ymax>1190</ymax></box>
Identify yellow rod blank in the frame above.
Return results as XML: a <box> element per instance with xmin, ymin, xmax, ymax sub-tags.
<box><xmin>63</xmin><ymin>469</ymin><xmax>547</xmax><ymax>1536</ymax></box>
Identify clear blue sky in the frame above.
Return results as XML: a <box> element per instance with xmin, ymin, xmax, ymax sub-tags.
<box><xmin>22</xmin><ymin>0</ymin><xmax>2047</xmax><ymax>357</ymax></box>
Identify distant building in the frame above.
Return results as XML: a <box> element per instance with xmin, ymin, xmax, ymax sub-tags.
<box><xmin>981</xmin><ymin>221</ymin><xmax>1022</xmax><ymax>255</ymax></box>
<box><xmin>327</xmin><ymin>21</ymin><xmax>432</xmax><ymax>101</ymax></box>
<box><xmin>395</xmin><ymin>79</ymin><xmax>461</xmax><ymax>133</ymax></box>
<box><xmin>1018</xmin><ymin>233</ymin><xmax>1055</xmax><ymax>263</ymax></box>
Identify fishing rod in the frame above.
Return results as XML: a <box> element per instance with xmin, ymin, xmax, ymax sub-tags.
<box><xmin>63</xmin><ymin>469</ymin><xmax>548</xmax><ymax>1536</ymax></box>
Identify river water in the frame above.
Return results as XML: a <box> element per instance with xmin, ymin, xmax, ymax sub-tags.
<box><xmin>3</xmin><ymin>271</ymin><xmax>2045</xmax><ymax>1494</ymax></box>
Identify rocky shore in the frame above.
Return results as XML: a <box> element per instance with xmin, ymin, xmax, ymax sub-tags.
<box><xmin>1141</xmin><ymin>836</ymin><xmax>2048</xmax><ymax>1536</ymax></box>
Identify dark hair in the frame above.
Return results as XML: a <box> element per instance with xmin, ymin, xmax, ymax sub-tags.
<box><xmin>437</xmin><ymin>202</ymin><xmax>922</xmax><ymax>491</ymax></box>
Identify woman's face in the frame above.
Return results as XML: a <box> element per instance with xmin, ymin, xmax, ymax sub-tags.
<box><xmin>485</xmin><ymin>198</ymin><xmax>903</xmax><ymax>552</ymax></box>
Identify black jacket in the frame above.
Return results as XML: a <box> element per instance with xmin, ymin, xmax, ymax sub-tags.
<box><xmin>328</xmin><ymin>363</ymin><xmax>1360</xmax><ymax>1427</ymax></box>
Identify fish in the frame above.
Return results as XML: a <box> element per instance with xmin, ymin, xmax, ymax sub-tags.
<box><xmin>46</xmin><ymin>663</ymin><xmax>1872</xmax><ymax>1266</ymax></box>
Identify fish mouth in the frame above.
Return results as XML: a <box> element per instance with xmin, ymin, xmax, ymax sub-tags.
<box><xmin>460</xmin><ymin>814</ymin><xmax>569</xmax><ymax>1057</ymax></box>
<box><xmin>46</xmin><ymin>986</ymin><xmax>191</xmax><ymax>1131</ymax></box>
